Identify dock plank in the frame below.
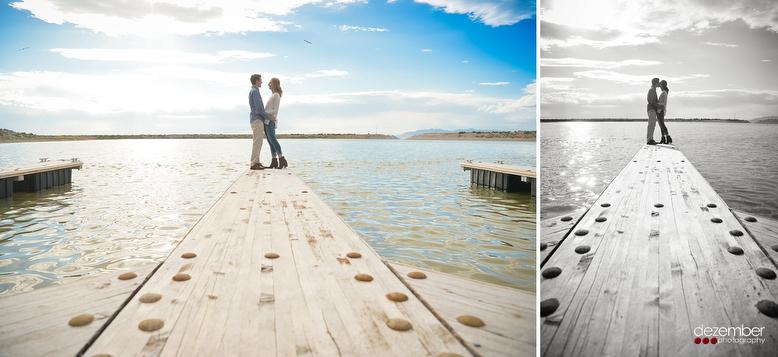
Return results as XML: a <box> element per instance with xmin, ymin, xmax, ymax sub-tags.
<box><xmin>540</xmin><ymin>215</ymin><xmax>578</xmax><ymax>266</ymax></box>
<box><xmin>0</xmin><ymin>264</ymin><xmax>157</xmax><ymax>357</ymax></box>
<box><xmin>733</xmin><ymin>210</ymin><xmax>778</xmax><ymax>266</ymax></box>
<box><xmin>0</xmin><ymin>160</ymin><xmax>83</xmax><ymax>180</ymax></box>
<box><xmin>541</xmin><ymin>145</ymin><xmax>778</xmax><ymax>357</ymax></box>
<box><xmin>390</xmin><ymin>262</ymin><xmax>535</xmax><ymax>357</ymax></box>
<box><xmin>459</xmin><ymin>161</ymin><xmax>536</xmax><ymax>178</ymax></box>
<box><xmin>82</xmin><ymin>170</ymin><xmax>473</xmax><ymax>357</ymax></box>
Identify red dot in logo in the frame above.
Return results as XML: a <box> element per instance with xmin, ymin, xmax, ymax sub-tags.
<box><xmin>694</xmin><ymin>337</ymin><xmax>701</xmax><ymax>344</ymax></box>
<box><xmin>711</xmin><ymin>337</ymin><xmax>717</xmax><ymax>344</ymax></box>
<box><xmin>703</xmin><ymin>337</ymin><xmax>709</xmax><ymax>344</ymax></box>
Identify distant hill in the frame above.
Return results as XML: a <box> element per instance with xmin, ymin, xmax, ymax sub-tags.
<box><xmin>397</xmin><ymin>128</ymin><xmax>499</xmax><ymax>139</ymax></box>
<box><xmin>1</xmin><ymin>128</ymin><xmax>37</xmax><ymax>140</ymax></box>
<box><xmin>753</xmin><ymin>116</ymin><xmax>778</xmax><ymax>124</ymax></box>
<box><xmin>405</xmin><ymin>130</ymin><xmax>535</xmax><ymax>141</ymax></box>
<box><xmin>0</xmin><ymin>128</ymin><xmax>398</xmax><ymax>143</ymax></box>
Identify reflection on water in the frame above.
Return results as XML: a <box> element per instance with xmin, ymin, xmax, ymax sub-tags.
<box><xmin>541</xmin><ymin>122</ymin><xmax>778</xmax><ymax>221</ymax></box>
<box><xmin>1</xmin><ymin>139</ymin><xmax>535</xmax><ymax>296</ymax></box>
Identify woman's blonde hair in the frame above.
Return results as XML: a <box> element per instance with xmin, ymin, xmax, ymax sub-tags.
<box><xmin>270</xmin><ymin>78</ymin><xmax>283</xmax><ymax>97</ymax></box>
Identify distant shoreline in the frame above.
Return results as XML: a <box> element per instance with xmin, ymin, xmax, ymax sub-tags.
<box><xmin>405</xmin><ymin>131</ymin><xmax>536</xmax><ymax>141</ymax></box>
<box><xmin>0</xmin><ymin>133</ymin><xmax>397</xmax><ymax>143</ymax></box>
<box><xmin>1</xmin><ymin>130</ymin><xmax>535</xmax><ymax>144</ymax></box>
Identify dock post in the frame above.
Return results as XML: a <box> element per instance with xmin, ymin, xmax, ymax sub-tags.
<box><xmin>0</xmin><ymin>178</ymin><xmax>12</xmax><ymax>199</ymax></box>
<box><xmin>1</xmin><ymin>161</ymin><xmax>82</xmax><ymax>199</ymax></box>
<box><xmin>461</xmin><ymin>161</ymin><xmax>536</xmax><ymax>196</ymax></box>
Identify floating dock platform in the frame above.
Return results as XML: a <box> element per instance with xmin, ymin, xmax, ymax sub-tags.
<box><xmin>540</xmin><ymin>144</ymin><xmax>778</xmax><ymax>356</ymax></box>
<box><xmin>0</xmin><ymin>159</ymin><xmax>83</xmax><ymax>199</ymax></box>
<box><xmin>0</xmin><ymin>168</ymin><xmax>534</xmax><ymax>357</ymax></box>
<box><xmin>460</xmin><ymin>161</ymin><xmax>536</xmax><ymax>196</ymax></box>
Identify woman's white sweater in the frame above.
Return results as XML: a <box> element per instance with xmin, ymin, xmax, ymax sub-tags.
<box><xmin>264</xmin><ymin>92</ymin><xmax>281</xmax><ymax>125</ymax></box>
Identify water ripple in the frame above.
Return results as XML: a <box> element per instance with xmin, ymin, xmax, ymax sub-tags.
<box><xmin>1</xmin><ymin>139</ymin><xmax>535</xmax><ymax>296</ymax></box>
<box><xmin>542</xmin><ymin>122</ymin><xmax>778</xmax><ymax>220</ymax></box>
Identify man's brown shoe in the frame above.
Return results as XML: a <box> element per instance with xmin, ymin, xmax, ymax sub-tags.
<box><xmin>250</xmin><ymin>163</ymin><xmax>265</xmax><ymax>170</ymax></box>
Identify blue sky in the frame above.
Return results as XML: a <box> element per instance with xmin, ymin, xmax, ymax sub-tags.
<box><xmin>0</xmin><ymin>0</ymin><xmax>536</xmax><ymax>135</ymax></box>
<box><xmin>540</xmin><ymin>0</ymin><xmax>778</xmax><ymax>120</ymax></box>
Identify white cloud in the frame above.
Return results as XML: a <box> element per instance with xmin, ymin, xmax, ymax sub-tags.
<box><xmin>572</xmin><ymin>70</ymin><xmax>709</xmax><ymax>85</ymax></box>
<box><xmin>309</xmin><ymin>70</ymin><xmax>349</xmax><ymax>77</ymax></box>
<box><xmin>0</xmin><ymin>67</ymin><xmax>351</xmax><ymax>116</ymax></box>
<box><xmin>158</xmin><ymin>115</ymin><xmax>209</xmax><ymax>119</ymax></box>
<box><xmin>326</xmin><ymin>0</ymin><xmax>368</xmax><ymax>5</ymax></box>
<box><xmin>136</xmin><ymin>66</ymin><xmax>346</xmax><ymax>86</ymax></box>
<box><xmin>479</xmin><ymin>82</ymin><xmax>510</xmax><ymax>86</ymax></box>
<box><xmin>1</xmin><ymin>70</ymin><xmax>535</xmax><ymax>134</ymax></box>
<box><xmin>524</xmin><ymin>81</ymin><xmax>536</xmax><ymax>94</ymax></box>
<box><xmin>541</xmin><ymin>87</ymin><xmax>778</xmax><ymax>118</ymax></box>
<box><xmin>541</xmin><ymin>58</ymin><xmax>662</xmax><ymax>68</ymax></box>
<box><xmin>50</xmin><ymin>48</ymin><xmax>275</xmax><ymax>63</ymax></box>
<box><xmin>286</xmin><ymin>69</ymin><xmax>349</xmax><ymax>83</ymax></box>
<box><xmin>285</xmin><ymin>89</ymin><xmax>535</xmax><ymax>115</ymax></box>
<box><xmin>339</xmin><ymin>25</ymin><xmax>389</xmax><ymax>32</ymax></box>
<box><xmin>701</xmin><ymin>42</ymin><xmax>739</xmax><ymax>48</ymax></box>
<box><xmin>138</xmin><ymin>67</ymin><xmax>250</xmax><ymax>87</ymax></box>
<box><xmin>421</xmin><ymin>49</ymin><xmax>432</xmax><ymax>52</ymax></box>
<box><xmin>9</xmin><ymin>0</ymin><xmax>325</xmax><ymax>37</ymax></box>
<box><xmin>2</xmin><ymin>69</ymin><xmax>535</xmax><ymax>114</ymax></box>
<box><xmin>414</xmin><ymin>0</ymin><xmax>535</xmax><ymax>26</ymax></box>
<box><xmin>542</xmin><ymin>0</ymin><xmax>778</xmax><ymax>48</ymax></box>
<box><xmin>540</xmin><ymin>77</ymin><xmax>574</xmax><ymax>91</ymax></box>
<box><xmin>0</xmin><ymin>70</ymin><xmax>239</xmax><ymax>114</ymax></box>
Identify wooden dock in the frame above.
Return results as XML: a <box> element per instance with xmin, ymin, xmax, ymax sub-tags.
<box><xmin>460</xmin><ymin>161</ymin><xmax>536</xmax><ymax>196</ymax></box>
<box><xmin>390</xmin><ymin>263</ymin><xmax>536</xmax><ymax>357</ymax></box>
<box><xmin>540</xmin><ymin>144</ymin><xmax>778</xmax><ymax>357</ymax></box>
<box><xmin>0</xmin><ymin>159</ymin><xmax>83</xmax><ymax>199</ymax></box>
<box><xmin>0</xmin><ymin>168</ymin><xmax>533</xmax><ymax>356</ymax></box>
<box><xmin>0</xmin><ymin>265</ymin><xmax>158</xmax><ymax>357</ymax></box>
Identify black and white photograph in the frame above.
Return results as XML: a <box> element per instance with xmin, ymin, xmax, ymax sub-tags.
<box><xmin>540</xmin><ymin>0</ymin><xmax>778</xmax><ymax>356</ymax></box>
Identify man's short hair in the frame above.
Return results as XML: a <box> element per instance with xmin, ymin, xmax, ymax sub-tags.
<box><xmin>652</xmin><ymin>78</ymin><xmax>660</xmax><ymax>86</ymax></box>
<box><xmin>250</xmin><ymin>74</ymin><xmax>262</xmax><ymax>85</ymax></box>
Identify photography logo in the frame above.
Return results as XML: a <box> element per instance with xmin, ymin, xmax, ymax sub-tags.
<box><xmin>693</xmin><ymin>324</ymin><xmax>766</xmax><ymax>345</ymax></box>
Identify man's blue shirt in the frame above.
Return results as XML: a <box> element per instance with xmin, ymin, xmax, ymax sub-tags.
<box><xmin>249</xmin><ymin>86</ymin><xmax>269</xmax><ymax>123</ymax></box>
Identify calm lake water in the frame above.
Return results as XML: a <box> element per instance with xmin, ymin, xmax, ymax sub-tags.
<box><xmin>541</xmin><ymin>121</ymin><xmax>778</xmax><ymax>221</ymax></box>
<box><xmin>0</xmin><ymin>139</ymin><xmax>536</xmax><ymax>297</ymax></box>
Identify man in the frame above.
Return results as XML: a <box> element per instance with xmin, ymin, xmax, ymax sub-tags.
<box><xmin>249</xmin><ymin>74</ymin><xmax>271</xmax><ymax>170</ymax></box>
<box><xmin>646</xmin><ymin>78</ymin><xmax>661</xmax><ymax>145</ymax></box>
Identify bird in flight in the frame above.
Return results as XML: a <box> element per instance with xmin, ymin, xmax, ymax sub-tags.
<box><xmin>304</xmin><ymin>40</ymin><xmax>312</xmax><ymax>44</ymax></box>
<box><xmin>18</xmin><ymin>47</ymin><xmax>29</xmax><ymax>51</ymax></box>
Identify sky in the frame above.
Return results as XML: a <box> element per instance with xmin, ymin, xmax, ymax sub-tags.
<box><xmin>0</xmin><ymin>0</ymin><xmax>536</xmax><ymax>136</ymax></box>
<box><xmin>540</xmin><ymin>0</ymin><xmax>778</xmax><ymax>120</ymax></box>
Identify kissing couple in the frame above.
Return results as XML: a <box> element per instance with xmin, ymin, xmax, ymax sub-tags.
<box><xmin>646</xmin><ymin>77</ymin><xmax>672</xmax><ymax>145</ymax></box>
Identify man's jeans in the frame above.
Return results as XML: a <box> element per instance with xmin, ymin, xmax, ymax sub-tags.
<box><xmin>250</xmin><ymin>120</ymin><xmax>265</xmax><ymax>165</ymax></box>
<box><xmin>647</xmin><ymin>109</ymin><xmax>657</xmax><ymax>142</ymax></box>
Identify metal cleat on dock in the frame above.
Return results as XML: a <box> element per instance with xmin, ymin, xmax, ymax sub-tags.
<box><xmin>39</xmin><ymin>158</ymin><xmax>48</xmax><ymax>162</ymax></box>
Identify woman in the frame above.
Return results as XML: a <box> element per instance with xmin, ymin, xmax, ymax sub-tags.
<box><xmin>264</xmin><ymin>77</ymin><xmax>287</xmax><ymax>169</ymax></box>
<box><xmin>657</xmin><ymin>80</ymin><xmax>672</xmax><ymax>144</ymax></box>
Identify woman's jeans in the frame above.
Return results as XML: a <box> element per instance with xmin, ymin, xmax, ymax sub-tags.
<box><xmin>264</xmin><ymin>122</ymin><xmax>283</xmax><ymax>157</ymax></box>
<box><xmin>657</xmin><ymin>110</ymin><xmax>668</xmax><ymax>136</ymax></box>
